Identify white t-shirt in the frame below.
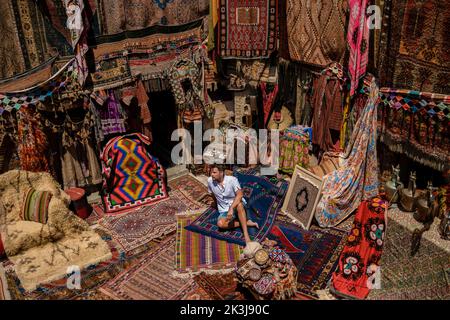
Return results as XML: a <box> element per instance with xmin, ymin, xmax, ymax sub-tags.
<box><xmin>207</xmin><ymin>175</ymin><xmax>243</xmax><ymax>213</ymax></box>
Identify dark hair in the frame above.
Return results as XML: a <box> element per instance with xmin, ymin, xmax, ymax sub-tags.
<box><xmin>209</xmin><ymin>164</ymin><xmax>225</xmax><ymax>172</ymax></box>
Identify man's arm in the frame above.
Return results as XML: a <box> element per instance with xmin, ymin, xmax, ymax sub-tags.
<box><xmin>210</xmin><ymin>192</ymin><xmax>218</xmax><ymax>209</ymax></box>
<box><xmin>227</xmin><ymin>189</ymin><xmax>243</xmax><ymax>220</ymax></box>
<box><xmin>230</xmin><ymin>189</ymin><xmax>244</xmax><ymax>209</ymax></box>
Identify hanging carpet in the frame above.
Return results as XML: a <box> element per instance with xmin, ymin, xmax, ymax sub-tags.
<box><xmin>101</xmin><ymin>133</ymin><xmax>168</xmax><ymax>214</ymax></box>
<box><xmin>218</xmin><ymin>0</ymin><xmax>278</xmax><ymax>59</ymax></box>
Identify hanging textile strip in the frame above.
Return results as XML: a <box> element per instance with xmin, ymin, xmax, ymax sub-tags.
<box><xmin>310</xmin><ymin>63</ymin><xmax>346</xmax><ymax>153</ymax></box>
<box><xmin>0</xmin><ymin>59</ymin><xmax>77</xmax><ymax>115</ymax></box>
<box><xmin>218</xmin><ymin>0</ymin><xmax>278</xmax><ymax>59</ymax></box>
<box><xmin>261</xmin><ymin>82</ymin><xmax>279</xmax><ymax>126</ymax></box>
<box><xmin>315</xmin><ymin>75</ymin><xmax>379</xmax><ymax>228</ymax></box>
<box><xmin>348</xmin><ymin>0</ymin><xmax>370</xmax><ymax>96</ymax></box>
<box><xmin>0</xmin><ymin>57</ymin><xmax>57</xmax><ymax>92</ymax></box>
<box><xmin>95</xmin><ymin>0</ymin><xmax>208</xmax><ymax>36</ymax></box>
<box><xmin>17</xmin><ymin>107</ymin><xmax>50</xmax><ymax>173</ymax></box>
<box><xmin>378</xmin><ymin>88</ymin><xmax>450</xmax><ymax>172</ymax></box>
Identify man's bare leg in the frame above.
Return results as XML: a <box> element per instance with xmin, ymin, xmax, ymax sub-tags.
<box><xmin>236</xmin><ymin>203</ymin><xmax>252</xmax><ymax>243</ymax></box>
<box><xmin>217</xmin><ymin>219</ymin><xmax>259</xmax><ymax>229</ymax></box>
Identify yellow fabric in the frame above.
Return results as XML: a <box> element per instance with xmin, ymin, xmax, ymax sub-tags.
<box><xmin>340</xmin><ymin>94</ymin><xmax>351</xmax><ymax>149</ymax></box>
<box><xmin>208</xmin><ymin>0</ymin><xmax>219</xmax><ymax>51</ymax></box>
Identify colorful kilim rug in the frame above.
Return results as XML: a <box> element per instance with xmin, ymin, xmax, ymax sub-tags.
<box><xmin>101</xmin><ymin>133</ymin><xmax>168</xmax><ymax>214</ymax></box>
<box><xmin>174</xmin><ymin>211</ymin><xmax>242</xmax><ymax>277</ymax></box>
<box><xmin>168</xmin><ymin>174</ymin><xmax>210</xmax><ymax>203</ymax></box>
<box><xmin>98</xmin><ymin>190</ymin><xmax>203</xmax><ymax>254</ymax></box>
<box><xmin>218</xmin><ymin>0</ymin><xmax>278</xmax><ymax>59</ymax></box>
<box><xmin>378</xmin><ymin>0</ymin><xmax>450</xmax><ymax>94</ymax></box>
<box><xmin>268</xmin><ymin>221</ymin><xmax>346</xmax><ymax>297</ymax></box>
<box><xmin>99</xmin><ymin>235</ymin><xmax>194</xmax><ymax>300</ymax></box>
<box><xmin>379</xmin><ymin>88</ymin><xmax>450</xmax><ymax>172</ymax></box>
<box><xmin>286</xmin><ymin>0</ymin><xmax>347</xmax><ymax>67</ymax></box>
<box><xmin>185</xmin><ymin>172</ymin><xmax>288</xmax><ymax>246</ymax></box>
<box><xmin>331</xmin><ymin>198</ymin><xmax>387</xmax><ymax>300</ymax></box>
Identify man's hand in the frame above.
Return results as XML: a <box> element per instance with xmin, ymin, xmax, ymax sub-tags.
<box><xmin>226</xmin><ymin>207</ymin><xmax>234</xmax><ymax>221</ymax></box>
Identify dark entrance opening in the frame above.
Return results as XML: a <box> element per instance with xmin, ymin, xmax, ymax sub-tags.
<box><xmin>147</xmin><ymin>90</ymin><xmax>179</xmax><ymax>168</ymax></box>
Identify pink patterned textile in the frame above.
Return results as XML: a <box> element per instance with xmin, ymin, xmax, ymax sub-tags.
<box><xmin>348</xmin><ymin>0</ymin><xmax>370</xmax><ymax>96</ymax></box>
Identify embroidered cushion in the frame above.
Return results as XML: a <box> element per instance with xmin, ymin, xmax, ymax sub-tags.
<box><xmin>21</xmin><ymin>188</ymin><xmax>52</xmax><ymax>224</ymax></box>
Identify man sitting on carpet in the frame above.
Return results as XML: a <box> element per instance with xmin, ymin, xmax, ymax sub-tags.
<box><xmin>208</xmin><ymin>164</ymin><xmax>259</xmax><ymax>244</ymax></box>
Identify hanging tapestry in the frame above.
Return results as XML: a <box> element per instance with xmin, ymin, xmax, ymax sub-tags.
<box><xmin>98</xmin><ymin>91</ymin><xmax>127</xmax><ymax>136</ymax></box>
<box><xmin>0</xmin><ymin>59</ymin><xmax>77</xmax><ymax>114</ymax></box>
<box><xmin>59</xmin><ymin>109</ymin><xmax>103</xmax><ymax>189</ymax></box>
<box><xmin>17</xmin><ymin>107</ymin><xmax>50</xmax><ymax>173</ymax></box>
<box><xmin>348</xmin><ymin>0</ymin><xmax>370</xmax><ymax>96</ymax></box>
<box><xmin>0</xmin><ymin>0</ymin><xmax>72</xmax><ymax>80</ymax></box>
<box><xmin>378</xmin><ymin>0</ymin><xmax>450</xmax><ymax>94</ymax></box>
<box><xmin>91</xmin><ymin>21</ymin><xmax>203</xmax><ymax>90</ymax></box>
<box><xmin>315</xmin><ymin>76</ymin><xmax>379</xmax><ymax>228</ymax></box>
<box><xmin>379</xmin><ymin>88</ymin><xmax>450</xmax><ymax>172</ymax></box>
<box><xmin>260</xmin><ymin>83</ymin><xmax>278</xmax><ymax>126</ymax></box>
<box><xmin>91</xmin><ymin>56</ymin><xmax>134</xmax><ymax>91</ymax></box>
<box><xmin>96</xmin><ymin>0</ymin><xmax>208</xmax><ymax>36</ymax></box>
<box><xmin>0</xmin><ymin>57</ymin><xmax>56</xmax><ymax>93</ymax></box>
<box><xmin>310</xmin><ymin>64</ymin><xmax>346</xmax><ymax>153</ymax></box>
<box><xmin>101</xmin><ymin>133</ymin><xmax>168</xmax><ymax>214</ymax></box>
<box><xmin>286</xmin><ymin>0</ymin><xmax>347</xmax><ymax>67</ymax></box>
<box><xmin>278</xmin><ymin>125</ymin><xmax>311</xmax><ymax>174</ymax></box>
<box><xmin>218</xmin><ymin>0</ymin><xmax>278</xmax><ymax>59</ymax></box>
<box><xmin>331</xmin><ymin>197</ymin><xmax>387</xmax><ymax>300</ymax></box>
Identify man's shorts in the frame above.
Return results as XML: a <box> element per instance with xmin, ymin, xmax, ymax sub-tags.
<box><xmin>218</xmin><ymin>199</ymin><xmax>247</xmax><ymax>221</ymax></box>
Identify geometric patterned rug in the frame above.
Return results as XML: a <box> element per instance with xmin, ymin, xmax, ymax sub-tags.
<box><xmin>268</xmin><ymin>220</ymin><xmax>347</xmax><ymax>298</ymax></box>
<box><xmin>174</xmin><ymin>212</ymin><xmax>241</xmax><ymax>277</ymax></box>
<box><xmin>168</xmin><ymin>174</ymin><xmax>213</xmax><ymax>206</ymax></box>
<box><xmin>172</xmin><ymin>272</ymin><xmax>247</xmax><ymax>300</ymax></box>
<box><xmin>98</xmin><ymin>190</ymin><xmax>203</xmax><ymax>254</ymax></box>
<box><xmin>367</xmin><ymin>217</ymin><xmax>450</xmax><ymax>300</ymax></box>
<box><xmin>99</xmin><ymin>235</ymin><xmax>194</xmax><ymax>300</ymax></box>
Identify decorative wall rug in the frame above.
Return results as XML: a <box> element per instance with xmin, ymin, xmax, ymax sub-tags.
<box><xmin>96</xmin><ymin>0</ymin><xmax>209</xmax><ymax>36</ymax></box>
<box><xmin>99</xmin><ymin>236</ymin><xmax>194</xmax><ymax>300</ymax></box>
<box><xmin>268</xmin><ymin>221</ymin><xmax>346</xmax><ymax>297</ymax></box>
<box><xmin>98</xmin><ymin>190</ymin><xmax>203</xmax><ymax>254</ymax></box>
<box><xmin>218</xmin><ymin>0</ymin><xmax>278</xmax><ymax>59</ymax></box>
<box><xmin>286</xmin><ymin>0</ymin><xmax>346</xmax><ymax>67</ymax></box>
<box><xmin>101</xmin><ymin>133</ymin><xmax>168</xmax><ymax>214</ymax></box>
<box><xmin>185</xmin><ymin>172</ymin><xmax>288</xmax><ymax>246</ymax></box>
<box><xmin>174</xmin><ymin>211</ymin><xmax>242</xmax><ymax>277</ymax></box>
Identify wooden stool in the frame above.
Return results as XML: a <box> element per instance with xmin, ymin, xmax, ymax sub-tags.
<box><xmin>65</xmin><ymin>188</ymin><xmax>92</xmax><ymax>220</ymax></box>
